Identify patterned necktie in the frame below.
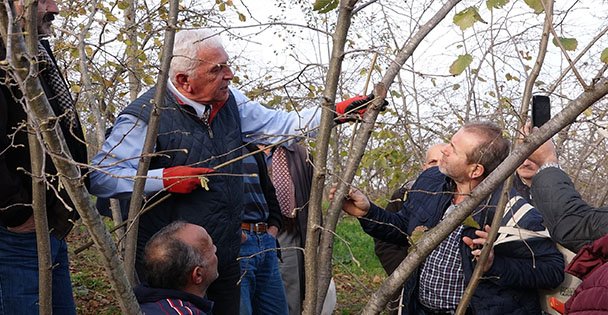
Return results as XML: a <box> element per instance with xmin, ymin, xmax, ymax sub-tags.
<box><xmin>272</xmin><ymin>147</ymin><xmax>297</xmax><ymax>218</ymax></box>
<box><xmin>38</xmin><ymin>42</ymin><xmax>77</xmax><ymax>130</ymax></box>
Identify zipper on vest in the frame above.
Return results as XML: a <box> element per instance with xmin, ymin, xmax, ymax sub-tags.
<box><xmin>201</xmin><ymin>105</ymin><xmax>214</xmax><ymax>138</ymax></box>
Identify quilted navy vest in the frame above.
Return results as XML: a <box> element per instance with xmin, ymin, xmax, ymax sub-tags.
<box><xmin>121</xmin><ymin>87</ymin><xmax>244</xmax><ymax>276</ymax></box>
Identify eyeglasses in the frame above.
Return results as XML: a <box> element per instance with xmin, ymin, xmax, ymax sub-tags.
<box><xmin>207</xmin><ymin>62</ymin><xmax>232</xmax><ymax>73</ymax></box>
<box><xmin>174</xmin><ymin>55</ymin><xmax>232</xmax><ymax>73</ymax></box>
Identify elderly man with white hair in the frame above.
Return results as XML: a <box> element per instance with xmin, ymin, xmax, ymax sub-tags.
<box><xmin>90</xmin><ymin>28</ymin><xmax>377</xmax><ymax>314</ymax></box>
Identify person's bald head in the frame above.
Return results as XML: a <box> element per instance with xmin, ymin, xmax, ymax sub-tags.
<box><xmin>144</xmin><ymin>221</ymin><xmax>218</xmax><ymax>296</ymax></box>
<box><xmin>423</xmin><ymin>143</ymin><xmax>445</xmax><ymax>170</ymax></box>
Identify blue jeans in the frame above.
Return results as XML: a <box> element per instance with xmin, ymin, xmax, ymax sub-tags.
<box><xmin>239</xmin><ymin>231</ymin><xmax>288</xmax><ymax>315</ymax></box>
<box><xmin>0</xmin><ymin>226</ymin><xmax>76</xmax><ymax>315</ymax></box>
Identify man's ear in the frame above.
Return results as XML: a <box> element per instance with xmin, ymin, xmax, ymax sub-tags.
<box><xmin>175</xmin><ymin>73</ymin><xmax>190</xmax><ymax>92</ymax></box>
<box><xmin>191</xmin><ymin>266</ymin><xmax>204</xmax><ymax>285</ymax></box>
<box><xmin>470</xmin><ymin>163</ymin><xmax>484</xmax><ymax>180</ymax></box>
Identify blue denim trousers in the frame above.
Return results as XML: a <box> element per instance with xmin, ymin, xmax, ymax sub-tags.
<box><xmin>0</xmin><ymin>226</ymin><xmax>76</xmax><ymax>315</ymax></box>
<box><xmin>239</xmin><ymin>231</ymin><xmax>288</xmax><ymax>315</ymax></box>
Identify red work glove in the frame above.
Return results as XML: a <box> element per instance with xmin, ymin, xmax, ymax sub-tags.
<box><xmin>162</xmin><ymin>166</ymin><xmax>215</xmax><ymax>194</ymax></box>
<box><xmin>335</xmin><ymin>94</ymin><xmax>388</xmax><ymax>123</ymax></box>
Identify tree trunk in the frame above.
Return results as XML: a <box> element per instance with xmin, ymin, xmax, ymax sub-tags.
<box><xmin>456</xmin><ymin>179</ymin><xmax>512</xmax><ymax>314</ymax></box>
<box><xmin>77</xmin><ymin>0</ymin><xmax>106</xmax><ymax>152</ymax></box>
<box><xmin>0</xmin><ymin>2</ymin><xmax>142</xmax><ymax>314</ymax></box>
<box><xmin>125</xmin><ymin>0</ymin><xmax>141</xmax><ymax>101</ymax></box>
<box><xmin>303</xmin><ymin>0</ymin><xmax>360</xmax><ymax>313</ymax></box>
<box><xmin>110</xmin><ymin>198</ymin><xmax>126</xmax><ymax>253</ymax></box>
<box><xmin>518</xmin><ymin>0</ymin><xmax>553</xmax><ymax>120</ymax></box>
<box><xmin>18</xmin><ymin>2</ymin><xmax>54</xmax><ymax>313</ymax></box>
<box><xmin>28</xmin><ymin>126</ymin><xmax>53</xmax><ymax>315</ymax></box>
<box><xmin>313</xmin><ymin>0</ymin><xmax>463</xmax><ymax>311</ymax></box>
<box><xmin>123</xmin><ymin>0</ymin><xmax>179</xmax><ymax>285</ymax></box>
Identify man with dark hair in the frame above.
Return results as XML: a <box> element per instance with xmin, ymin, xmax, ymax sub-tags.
<box><xmin>0</xmin><ymin>0</ymin><xmax>88</xmax><ymax>313</ymax></box>
<box><xmin>459</xmin><ymin>122</ymin><xmax>511</xmax><ymax>177</ymax></box>
<box><xmin>336</xmin><ymin>121</ymin><xmax>564</xmax><ymax>314</ymax></box>
<box><xmin>135</xmin><ymin>221</ymin><xmax>218</xmax><ymax>314</ymax></box>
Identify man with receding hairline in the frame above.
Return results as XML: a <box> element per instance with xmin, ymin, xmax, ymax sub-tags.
<box><xmin>135</xmin><ymin>221</ymin><xmax>218</xmax><ymax>314</ymax></box>
<box><xmin>335</xmin><ymin>121</ymin><xmax>564</xmax><ymax>314</ymax></box>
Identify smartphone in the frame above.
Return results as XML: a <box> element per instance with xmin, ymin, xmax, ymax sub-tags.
<box><xmin>532</xmin><ymin>95</ymin><xmax>551</xmax><ymax>127</ymax></box>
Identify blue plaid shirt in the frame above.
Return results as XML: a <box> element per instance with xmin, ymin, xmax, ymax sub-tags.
<box><xmin>418</xmin><ymin>204</ymin><xmax>465</xmax><ymax>311</ymax></box>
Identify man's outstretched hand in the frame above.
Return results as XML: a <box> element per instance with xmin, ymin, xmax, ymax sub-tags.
<box><xmin>329</xmin><ymin>186</ymin><xmax>371</xmax><ymax>217</ymax></box>
<box><xmin>163</xmin><ymin>166</ymin><xmax>215</xmax><ymax>194</ymax></box>
<box><xmin>335</xmin><ymin>94</ymin><xmax>388</xmax><ymax>123</ymax></box>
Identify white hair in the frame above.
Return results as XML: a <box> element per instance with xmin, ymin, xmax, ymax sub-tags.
<box><xmin>169</xmin><ymin>29</ymin><xmax>225</xmax><ymax>82</ymax></box>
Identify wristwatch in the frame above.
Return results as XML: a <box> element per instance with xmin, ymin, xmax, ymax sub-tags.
<box><xmin>537</xmin><ymin>162</ymin><xmax>561</xmax><ymax>174</ymax></box>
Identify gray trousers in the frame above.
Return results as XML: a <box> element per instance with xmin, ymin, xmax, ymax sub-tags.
<box><xmin>278</xmin><ymin>229</ymin><xmax>304</xmax><ymax>315</ymax></box>
<box><xmin>278</xmin><ymin>229</ymin><xmax>336</xmax><ymax>315</ymax></box>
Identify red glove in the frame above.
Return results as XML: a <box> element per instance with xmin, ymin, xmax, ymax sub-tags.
<box><xmin>335</xmin><ymin>94</ymin><xmax>388</xmax><ymax>123</ymax></box>
<box><xmin>162</xmin><ymin>166</ymin><xmax>215</xmax><ymax>194</ymax></box>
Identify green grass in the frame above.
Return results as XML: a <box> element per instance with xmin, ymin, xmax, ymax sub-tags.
<box><xmin>69</xmin><ymin>222</ymin><xmax>121</xmax><ymax>315</ymax></box>
<box><xmin>333</xmin><ymin>216</ymin><xmax>388</xmax><ymax>314</ymax></box>
<box><xmin>333</xmin><ymin>216</ymin><xmax>384</xmax><ymax>276</ymax></box>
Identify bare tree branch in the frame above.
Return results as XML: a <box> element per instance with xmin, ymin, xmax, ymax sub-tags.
<box><xmin>311</xmin><ymin>1</ymin><xmax>464</xmax><ymax>313</ymax></box>
<box><xmin>123</xmin><ymin>0</ymin><xmax>180</xmax><ymax>285</ymax></box>
<box><xmin>0</xmin><ymin>2</ymin><xmax>142</xmax><ymax>313</ymax></box>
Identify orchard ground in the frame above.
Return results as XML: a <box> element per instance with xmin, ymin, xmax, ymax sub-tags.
<box><xmin>68</xmin><ymin>216</ymin><xmax>388</xmax><ymax>314</ymax></box>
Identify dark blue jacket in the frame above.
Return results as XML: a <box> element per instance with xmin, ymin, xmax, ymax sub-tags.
<box><xmin>361</xmin><ymin>167</ymin><xmax>564</xmax><ymax>314</ymax></box>
<box><xmin>135</xmin><ymin>284</ymin><xmax>213</xmax><ymax>315</ymax></box>
<box><xmin>121</xmin><ymin>88</ymin><xmax>244</xmax><ymax>279</ymax></box>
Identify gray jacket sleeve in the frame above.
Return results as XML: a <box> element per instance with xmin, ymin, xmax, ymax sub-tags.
<box><xmin>531</xmin><ymin>167</ymin><xmax>608</xmax><ymax>252</ymax></box>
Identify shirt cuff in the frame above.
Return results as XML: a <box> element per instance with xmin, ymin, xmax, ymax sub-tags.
<box><xmin>145</xmin><ymin>169</ymin><xmax>165</xmax><ymax>194</ymax></box>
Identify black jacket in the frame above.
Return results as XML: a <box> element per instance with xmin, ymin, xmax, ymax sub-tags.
<box><xmin>280</xmin><ymin>143</ymin><xmax>313</xmax><ymax>243</ymax></box>
<box><xmin>373</xmin><ymin>185</ymin><xmax>409</xmax><ymax>276</ymax></box>
<box><xmin>0</xmin><ymin>40</ymin><xmax>87</xmax><ymax>238</ymax></box>
<box><xmin>531</xmin><ymin>167</ymin><xmax>608</xmax><ymax>253</ymax></box>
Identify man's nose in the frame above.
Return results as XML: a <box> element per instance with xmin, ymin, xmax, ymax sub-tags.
<box><xmin>223</xmin><ymin>66</ymin><xmax>234</xmax><ymax>80</ymax></box>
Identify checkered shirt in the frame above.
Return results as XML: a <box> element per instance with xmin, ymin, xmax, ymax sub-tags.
<box><xmin>418</xmin><ymin>207</ymin><xmax>465</xmax><ymax>311</ymax></box>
